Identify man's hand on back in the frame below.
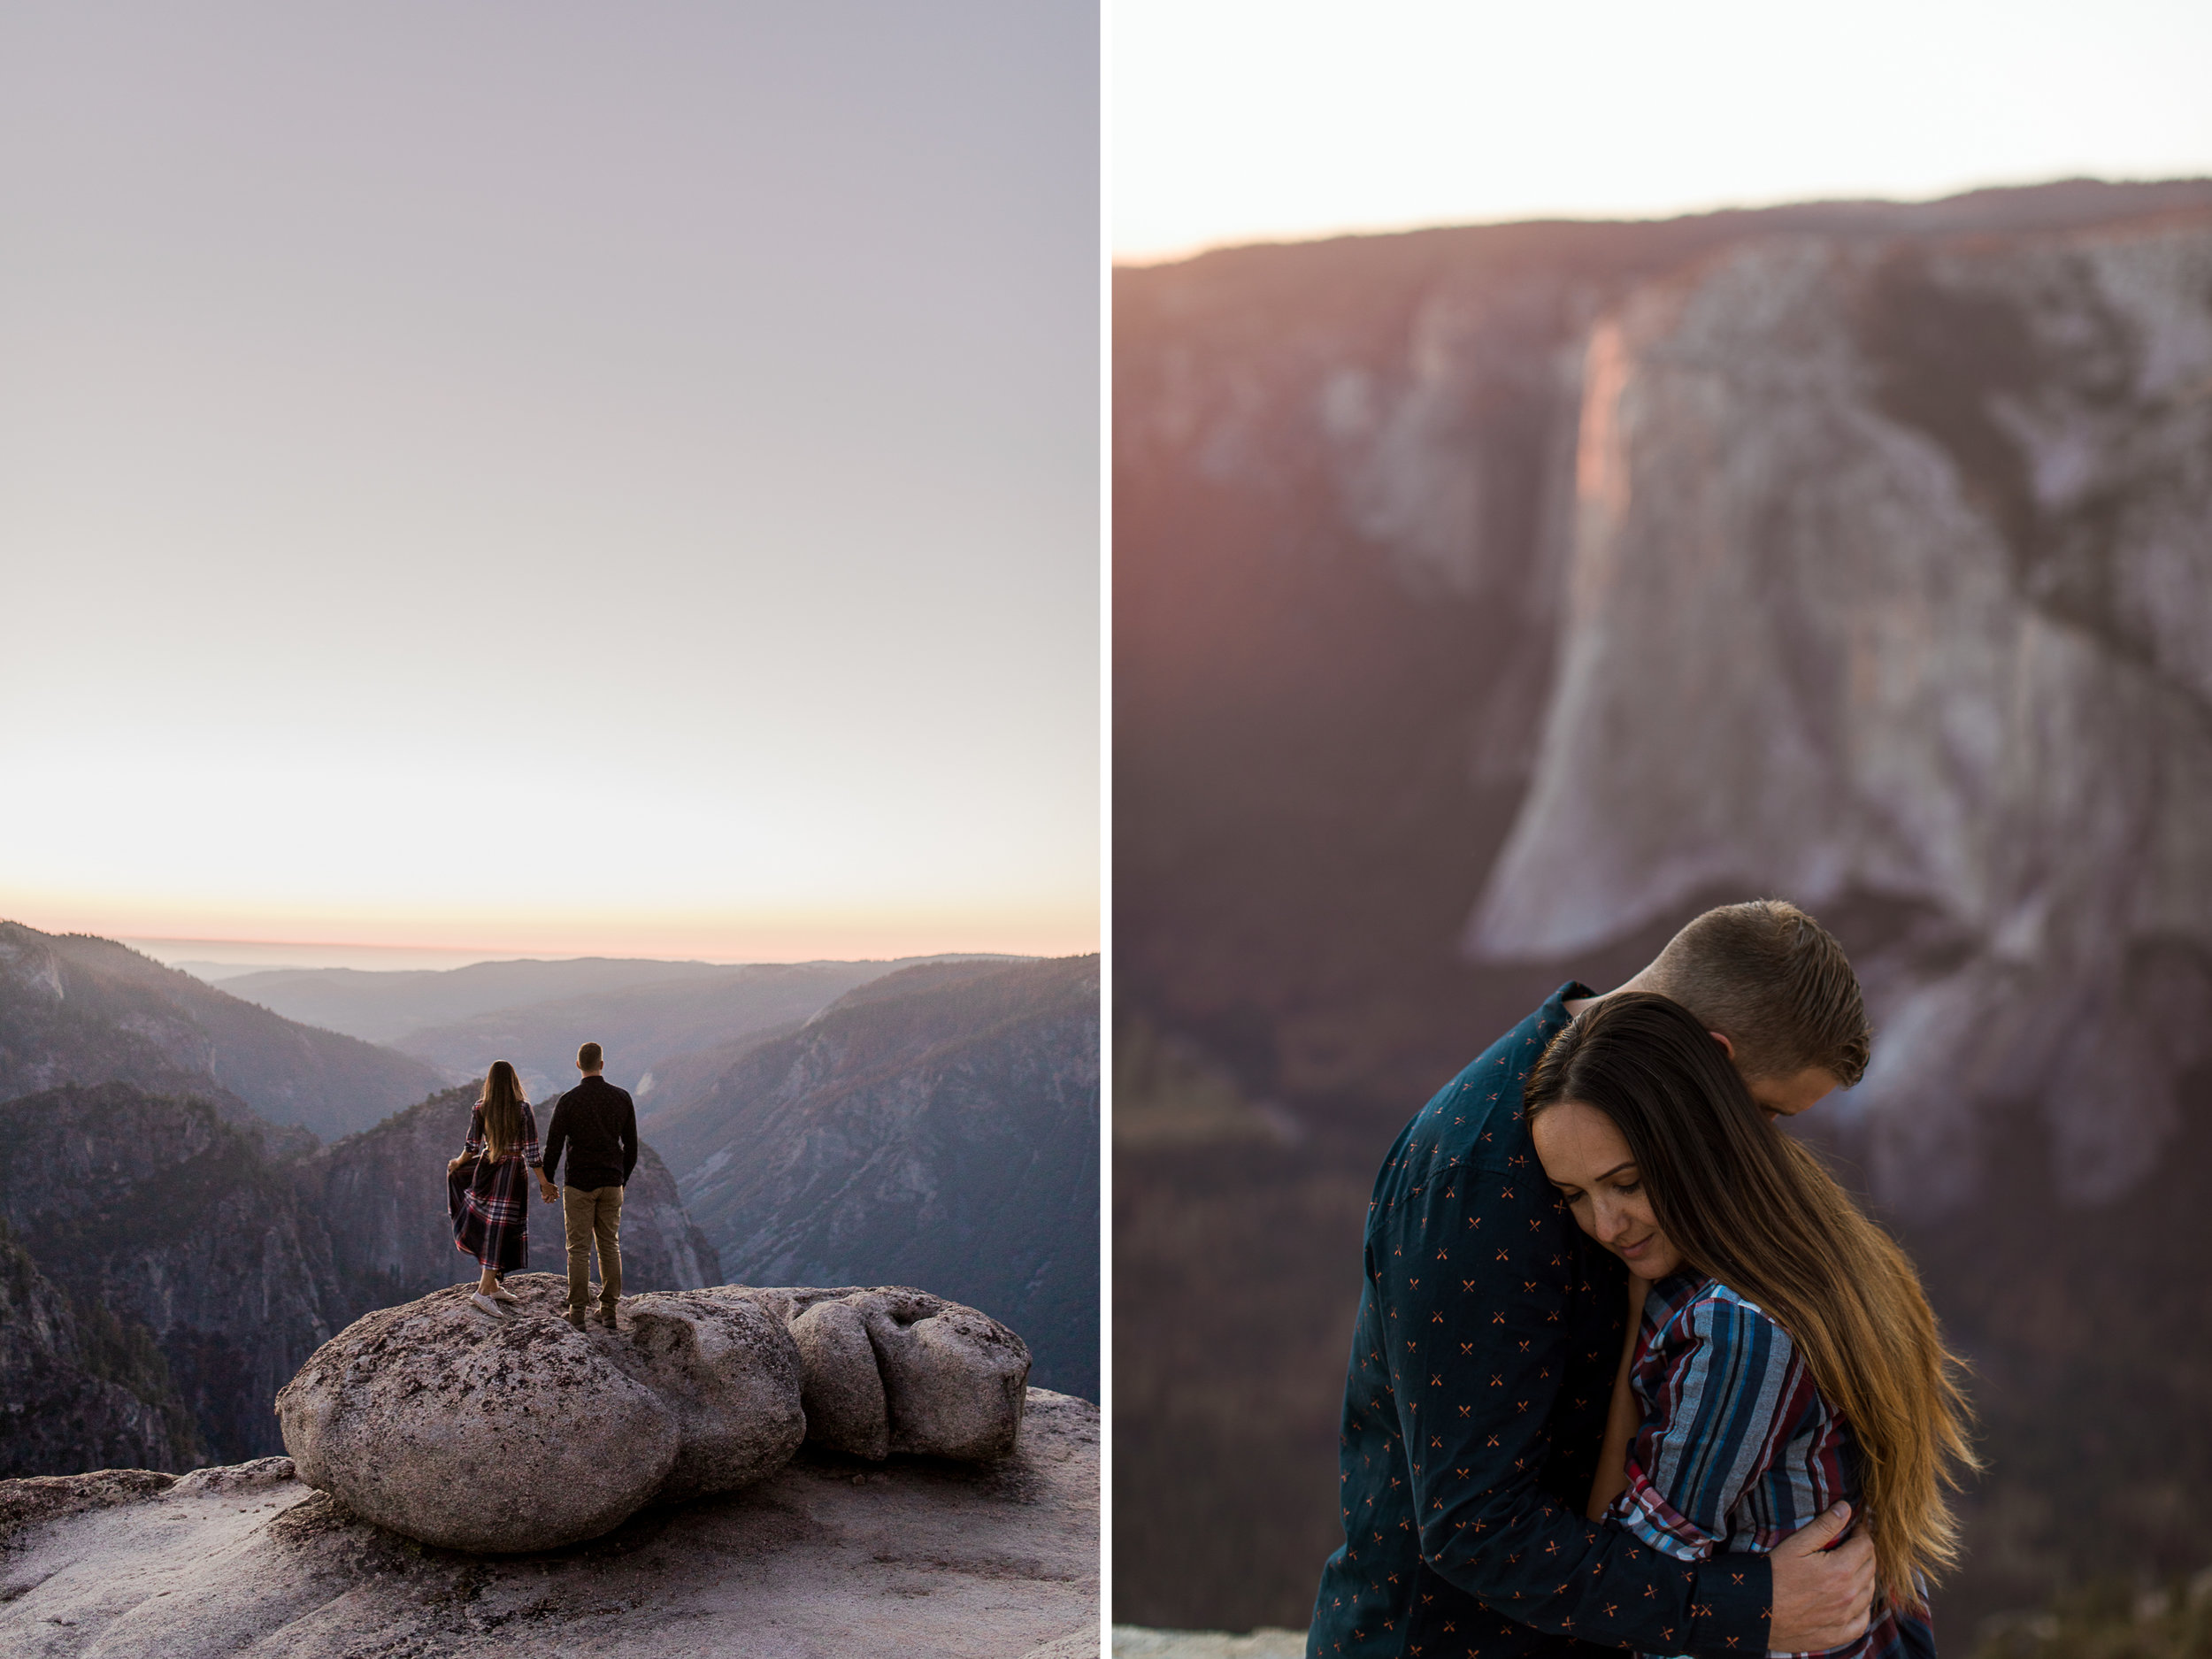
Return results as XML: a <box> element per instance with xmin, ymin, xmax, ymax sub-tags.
<box><xmin>1767</xmin><ymin>1503</ymin><xmax>1876</xmax><ymax>1653</ymax></box>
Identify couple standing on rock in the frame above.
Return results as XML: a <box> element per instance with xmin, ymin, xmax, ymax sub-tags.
<box><xmin>444</xmin><ymin>1041</ymin><xmax>638</xmax><ymax>1332</ymax></box>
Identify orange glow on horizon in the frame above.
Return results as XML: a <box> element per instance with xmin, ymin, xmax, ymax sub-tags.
<box><xmin>4</xmin><ymin>902</ymin><xmax>1098</xmax><ymax>968</ymax></box>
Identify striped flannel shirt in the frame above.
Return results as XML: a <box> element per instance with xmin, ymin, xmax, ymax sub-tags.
<box><xmin>1610</xmin><ymin>1271</ymin><xmax>1935</xmax><ymax>1659</ymax></box>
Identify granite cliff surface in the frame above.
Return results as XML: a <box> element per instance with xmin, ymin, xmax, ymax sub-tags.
<box><xmin>0</xmin><ymin>921</ymin><xmax>445</xmax><ymax>1143</ymax></box>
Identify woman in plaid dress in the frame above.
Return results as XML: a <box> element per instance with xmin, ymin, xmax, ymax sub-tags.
<box><xmin>1528</xmin><ymin>995</ymin><xmax>1976</xmax><ymax>1659</ymax></box>
<box><xmin>445</xmin><ymin>1060</ymin><xmax>543</xmax><ymax>1317</ymax></box>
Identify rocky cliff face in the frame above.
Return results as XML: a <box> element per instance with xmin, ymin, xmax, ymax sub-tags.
<box><xmin>0</xmin><ymin>1226</ymin><xmax>189</xmax><ymax>1477</ymax></box>
<box><xmin>0</xmin><ymin>1083</ymin><xmax>346</xmax><ymax>1465</ymax></box>
<box><xmin>0</xmin><ymin>922</ymin><xmax>445</xmax><ymax>1142</ymax></box>
<box><xmin>1117</xmin><ymin>178</ymin><xmax>2212</xmax><ymax>1118</ymax></box>
<box><xmin>1466</xmin><ymin>213</ymin><xmax>2212</xmax><ymax>1214</ymax></box>
<box><xmin>652</xmin><ymin>956</ymin><xmax>1102</xmax><ymax>1400</ymax></box>
<box><xmin>0</xmin><ymin>1081</ymin><xmax>719</xmax><ymax>1470</ymax></box>
<box><xmin>1114</xmin><ymin>180</ymin><xmax>2212</xmax><ymax>1628</ymax></box>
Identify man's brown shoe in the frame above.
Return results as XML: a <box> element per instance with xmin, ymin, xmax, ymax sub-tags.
<box><xmin>564</xmin><ymin>1309</ymin><xmax>586</xmax><ymax>1332</ymax></box>
<box><xmin>595</xmin><ymin>1305</ymin><xmax>619</xmax><ymax>1328</ymax></box>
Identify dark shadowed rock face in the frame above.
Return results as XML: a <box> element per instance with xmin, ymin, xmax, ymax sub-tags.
<box><xmin>0</xmin><ymin>1084</ymin><xmax>346</xmax><ymax>1465</ymax></box>
<box><xmin>0</xmin><ymin>1082</ymin><xmax>720</xmax><ymax>1471</ymax></box>
<box><xmin>651</xmin><ymin>956</ymin><xmax>1101</xmax><ymax>1400</ymax></box>
<box><xmin>0</xmin><ymin>921</ymin><xmax>445</xmax><ymax>1143</ymax></box>
<box><xmin>0</xmin><ymin>1227</ymin><xmax>188</xmax><ymax>1477</ymax></box>
<box><xmin>1114</xmin><ymin>180</ymin><xmax>2212</xmax><ymax>1630</ymax></box>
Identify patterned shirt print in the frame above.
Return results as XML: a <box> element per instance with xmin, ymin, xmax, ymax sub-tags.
<box><xmin>1308</xmin><ymin>986</ymin><xmax>1772</xmax><ymax>1659</ymax></box>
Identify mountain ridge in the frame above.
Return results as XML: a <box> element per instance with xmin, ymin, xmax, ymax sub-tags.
<box><xmin>658</xmin><ymin>956</ymin><xmax>1101</xmax><ymax>1399</ymax></box>
<box><xmin>0</xmin><ymin>921</ymin><xmax>446</xmax><ymax>1143</ymax></box>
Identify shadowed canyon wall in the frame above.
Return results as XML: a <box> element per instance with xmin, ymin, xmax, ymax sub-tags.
<box><xmin>652</xmin><ymin>955</ymin><xmax>1102</xmax><ymax>1401</ymax></box>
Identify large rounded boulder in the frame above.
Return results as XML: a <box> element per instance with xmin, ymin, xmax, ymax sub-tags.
<box><xmin>732</xmin><ymin>1286</ymin><xmax>1032</xmax><ymax>1463</ymax></box>
<box><xmin>276</xmin><ymin>1273</ymin><xmax>803</xmax><ymax>1551</ymax></box>
<box><xmin>618</xmin><ymin>1289</ymin><xmax>806</xmax><ymax>1502</ymax></box>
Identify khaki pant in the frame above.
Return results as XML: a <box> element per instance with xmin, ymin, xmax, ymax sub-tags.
<box><xmin>560</xmin><ymin>1185</ymin><xmax>624</xmax><ymax>1314</ymax></box>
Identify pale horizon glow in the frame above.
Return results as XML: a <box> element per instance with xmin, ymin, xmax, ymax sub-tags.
<box><xmin>96</xmin><ymin>927</ymin><xmax>1069</xmax><ymax>977</ymax></box>
<box><xmin>1</xmin><ymin>3</ymin><xmax>1100</xmax><ymax>960</ymax></box>
<box><xmin>1115</xmin><ymin>0</ymin><xmax>2212</xmax><ymax>263</ymax></box>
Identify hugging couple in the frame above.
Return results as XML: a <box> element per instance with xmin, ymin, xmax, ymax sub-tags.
<box><xmin>444</xmin><ymin>1041</ymin><xmax>640</xmax><ymax>1333</ymax></box>
<box><xmin>1309</xmin><ymin>900</ymin><xmax>1974</xmax><ymax>1659</ymax></box>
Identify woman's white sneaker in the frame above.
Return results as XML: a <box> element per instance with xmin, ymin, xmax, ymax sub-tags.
<box><xmin>471</xmin><ymin>1292</ymin><xmax>511</xmax><ymax>1317</ymax></box>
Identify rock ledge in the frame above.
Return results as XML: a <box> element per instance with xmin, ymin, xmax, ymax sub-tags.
<box><xmin>0</xmin><ymin>1392</ymin><xmax>1096</xmax><ymax>1657</ymax></box>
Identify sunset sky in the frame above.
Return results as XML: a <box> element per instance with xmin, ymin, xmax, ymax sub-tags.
<box><xmin>2</xmin><ymin>3</ymin><xmax>1099</xmax><ymax>965</ymax></box>
<box><xmin>1115</xmin><ymin>0</ymin><xmax>2212</xmax><ymax>262</ymax></box>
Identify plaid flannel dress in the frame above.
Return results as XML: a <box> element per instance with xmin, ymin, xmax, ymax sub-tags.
<box><xmin>1610</xmin><ymin>1271</ymin><xmax>1938</xmax><ymax>1659</ymax></box>
<box><xmin>448</xmin><ymin>1102</ymin><xmax>542</xmax><ymax>1272</ymax></box>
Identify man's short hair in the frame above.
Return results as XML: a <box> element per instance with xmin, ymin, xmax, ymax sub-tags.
<box><xmin>1643</xmin><ymin>899</ymin><xmax>1869</xmax><ymax>1087</ymax></box>
<box><xmin>578</xmin><ymin>1041</ymin><xmax>603</xmax><ymax>1071</ymax></box>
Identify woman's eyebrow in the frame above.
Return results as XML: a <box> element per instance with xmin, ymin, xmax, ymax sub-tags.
<box><xmin>1594</xmin><ymin>1161</ymin><xmax>1637</xmax><ymax>1182</ymax></box>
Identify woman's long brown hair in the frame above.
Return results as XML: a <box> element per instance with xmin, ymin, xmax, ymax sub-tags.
<box><xmin>478</xmin><ymin>1061</ymin><xmax>527</xmax><ymax>1162</ymax></box>
<box><xmin>1527</xmin><ymin>993</ymin><xmax>1977</xmax><ymax>1606</ymax></box>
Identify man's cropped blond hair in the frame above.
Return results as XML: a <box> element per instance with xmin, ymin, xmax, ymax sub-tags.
<box><xmin>1644</xmin><ymin>899</ymin><xmax>1870</xmax><ymax>1087</ymax></box>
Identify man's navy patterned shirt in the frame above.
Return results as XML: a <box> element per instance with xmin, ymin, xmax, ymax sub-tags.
<box><xmin>1306</xmin><ymin>984</ymin><xmax>1773</xmax><ymax>1659</ymax></box>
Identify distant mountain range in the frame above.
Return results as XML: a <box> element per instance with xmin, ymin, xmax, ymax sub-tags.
<box><xmin>388</xmin><ymin>961</ymin><xmax>920</xmax><ymax>1101</ymax></box>
<box><xmin>211</xmin><ymin>952</ymin><xmax>1020</xmax><ymax>1105</ymax></box>
<box><xmin>651</xmin><ymin>956</ymin><xmax>1102</xmax><ymax>1400</ymax></box>
<box><xmin>0</xmin><ymin>922</ymin><xmax>444</xmax><ymax>1142</ymax></box>
<box><xmin>203</xmin><ymin>956</ymin><xmax>748</xmax><ymax>1043</ymax></box>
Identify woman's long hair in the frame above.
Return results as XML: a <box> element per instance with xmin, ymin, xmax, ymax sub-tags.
<box><xmin>479</xmin><ymin>1061</ymin><xmax>527</xmax><ymax>1162</ymax></box>
<box><xmin>1527</xmin><ymin>992</ymin><xmax>1977</xmax><ymax>1606</ymax></box>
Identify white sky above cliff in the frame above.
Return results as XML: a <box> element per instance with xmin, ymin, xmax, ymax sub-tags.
<box><xmin>0</xmin><ymin>2</ymin><xmax>1099</xmax><ymax>963</ymax></box>
<box><xmin>1114</xmin><ymin>0</ymin><xmax>2212</xmax><ymax>261</ymax></box>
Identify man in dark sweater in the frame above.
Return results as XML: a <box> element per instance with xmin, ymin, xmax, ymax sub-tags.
<box><xmin>1308</xmin><ymin>901</ymin><xmax>1879</xmax><ymax>1659</ymax></box>
<box><xmin>535</xmin><ymin>1041</ymin><xmax>639</xmax><ymax>1331</ymax></box>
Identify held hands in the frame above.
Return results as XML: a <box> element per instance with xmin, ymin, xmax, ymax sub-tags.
<box><xmin>1767</xmin><ymin>1502</ymin><xmax>1876</xmax><ymax>1653</ymax></box>
<box><xmin>539</xmin><ymin>1178</ymin><xmax>558</xmax><ymax>1205</ymax></box>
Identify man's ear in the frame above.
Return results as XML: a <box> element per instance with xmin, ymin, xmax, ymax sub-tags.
<box><xmin>1708</xmin><ymin>1030</ymin><xmax>1735</xmax><ymax>1060</ymax></box>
